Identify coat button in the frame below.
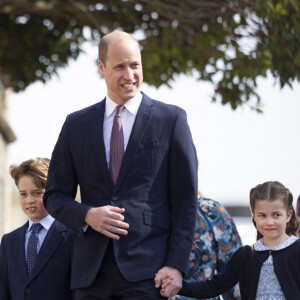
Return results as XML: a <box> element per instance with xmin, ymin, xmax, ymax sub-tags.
<box><xmin>25</xmin><ymin>288</ymin><xmax>31</xmax><ymax>294</ymax></box>
<box><xmin>112</xmin><ymin>196</ymin><xmax>118</xmax><ymax>201</ymax></box>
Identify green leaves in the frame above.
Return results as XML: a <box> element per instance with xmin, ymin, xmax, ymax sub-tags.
<box><xmin>0</xmin><ymin>13</ymin><xmax>84</xmax><ymax>91</ymax></box>
<box><xmin>0</xmin><ymin>0</ymin><xmax>299</xmax><ymax>110</ymax></box>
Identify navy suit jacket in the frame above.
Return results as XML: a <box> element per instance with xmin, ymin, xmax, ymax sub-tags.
<box><xmin>0</xmin><ymin>220</ymin><xmax>73</xmax><ymax>300</ymax></box>
<box><xmin>44</xmin><ymin>92</ymin><xmax>198</xmax><ymax>289</ymax></box>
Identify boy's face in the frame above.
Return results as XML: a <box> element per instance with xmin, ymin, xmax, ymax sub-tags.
<box><xmin>18</xmin><ymin>175</ymin><xmax>48</xmax><ymax>222</ymax></box>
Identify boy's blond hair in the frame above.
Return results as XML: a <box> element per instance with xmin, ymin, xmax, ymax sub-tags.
<box><xmin>10</xmin><ymin>158</ymin><xmax>50</xmax><ymax>189</ymax></box>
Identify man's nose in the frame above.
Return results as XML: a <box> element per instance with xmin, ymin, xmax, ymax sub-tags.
<box><xmin>123</xmin><ymin>67</ymin><xmax>134</xmax><ymax>80</ymax></box>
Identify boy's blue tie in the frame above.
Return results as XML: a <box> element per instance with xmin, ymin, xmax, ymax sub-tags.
<box><xmin>27</xmin><ymin>223</ymin><xmax>42</xmax><ymax>276</ymax></box>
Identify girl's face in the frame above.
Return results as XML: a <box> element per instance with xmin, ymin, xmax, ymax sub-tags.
<box><xmin>18</xmin><ymin>175</ymin><xmax>48</xmax><ymax>222</ymax></box>
<box><xmin>253</xmin><ymin>198</ymin><xmax>293</xmax><ymax>248</ymax></box>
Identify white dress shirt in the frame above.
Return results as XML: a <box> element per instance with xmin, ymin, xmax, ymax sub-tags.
<box><xmin>103</xmin><ymin>92</ymin><xmax>143</xmax><ymax>167</ymax></box>
<box><xmin>25</xmin><ymin>214</ymin><xmax>55</xmax><ymax>258</ymax></box>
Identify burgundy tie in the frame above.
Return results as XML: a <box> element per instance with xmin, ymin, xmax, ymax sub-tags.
<box><xmin>110</xmin><ymin>105</ymin><xmax>125</xmax><ymax>184</ymax></box>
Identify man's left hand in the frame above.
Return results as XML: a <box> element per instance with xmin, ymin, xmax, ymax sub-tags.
<box><xmin>154</xmin><ymin>266</ymin><xmax>182</xmax><ymax>298</ymax></box>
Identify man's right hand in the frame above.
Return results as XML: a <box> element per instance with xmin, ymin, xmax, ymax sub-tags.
<box><xmin>85</xmin><ymin>205</ymin><xmax>129</xmax><ymax>239</ymax></box>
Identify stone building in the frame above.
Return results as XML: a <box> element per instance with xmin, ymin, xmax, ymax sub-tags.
<box><xmin>0</xmin><ymin>79</ymin><xmax>20</xmax><ymax>238</ymax></box>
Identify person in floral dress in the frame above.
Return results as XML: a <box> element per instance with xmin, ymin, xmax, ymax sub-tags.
<box><xmin>172</xmin><ymin>195</ymin><xmax>242</xmax><ymax>300</ymax></box>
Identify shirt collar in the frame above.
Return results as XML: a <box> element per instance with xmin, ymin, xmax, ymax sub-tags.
<box><xmin>28</xmin><ymin>214</ymin><xmax>55</xmax><ymax>231</ymax></box>
<box><xmin>253</xmin><ymin>235</ymin><xmax>299</xmax><ymax>251</ymax></box>
<box><xmin>105</xmin><ymin>92</ymin><xmax>143</xmax><ymax>118</ymax></box>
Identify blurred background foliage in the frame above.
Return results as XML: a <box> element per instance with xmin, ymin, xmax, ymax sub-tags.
<box><xmin>0</xmin><ymin>0</ymin><xmax>299</xmax><ymax>110</ymax></box>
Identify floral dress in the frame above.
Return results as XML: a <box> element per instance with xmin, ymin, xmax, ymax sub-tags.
<box><xmin>254</xmin><ymin>235</ymin><xmax>299</xmax><ymax>300</ymax></box>
<box><xmin>174</xmin><ymin>197</ymin><xmax>242</xmax><ymax>300</ymax></box>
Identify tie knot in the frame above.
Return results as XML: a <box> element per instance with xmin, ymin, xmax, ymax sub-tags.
<box><xmin>116</xmin><ymin>105</ymin><xmax>125</xmax><ymax>116</ymax></box>
<box><xmin>31</xmin><ymin>223</ymin><xmax>42</xmax><ymax>234</ymax></box>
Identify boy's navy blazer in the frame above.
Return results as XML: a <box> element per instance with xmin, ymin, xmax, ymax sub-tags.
<box><xmin>0</xmin><ymin>220</ymin><xmax>73</xmax><ymax>300</ymax></box>
<box><xmin>44</xmin><ymin>92</ymin><xmax>198</xmax><ymax>289</ymax></box>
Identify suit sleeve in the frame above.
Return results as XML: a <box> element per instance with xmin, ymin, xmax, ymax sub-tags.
<box><xmin>0</xmin><ymin>235</ymin><xmax>11</xmax><ymax>300</ymax></box>
<box><xmin>44</xmin><ymin>116</ymin><xmax>92</xmax><ymax>235</ymax></box>
<box><xmin>165</xmin><ymin>109</ymin><xmax>198</xmax><ymax>275</ymax></box>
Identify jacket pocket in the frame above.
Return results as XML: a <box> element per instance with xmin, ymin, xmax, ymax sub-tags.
<box><xmin>143</xmin><ymin>210</ymin><xmax>170</xmax><ymax>231</ymax></box>
<box><xmin>138</xmin><ymin>139</ymin><xmax>167</xmax><ymax>149</ymax></box>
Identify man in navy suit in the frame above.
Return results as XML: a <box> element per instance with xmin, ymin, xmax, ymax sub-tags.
<box><xmin>44</xmin><ymin>31</ymin><xmax>198</xmax><ymax>299</ymax></box>
<box><xmin>0</xmin><ymin>158</ymin><xmax>73</xmax><ymax>300</ymax></box>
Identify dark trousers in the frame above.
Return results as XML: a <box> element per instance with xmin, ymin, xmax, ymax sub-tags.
<box><xmin>73</xmin><ymin>241</ymin><xmax>166</xmax><ymax>300</ymax></box>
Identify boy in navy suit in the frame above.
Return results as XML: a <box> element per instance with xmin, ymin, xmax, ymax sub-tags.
<box><xmin>0</xmin><ymin>158</ymin><xmax>73</xmax><ymax>300</ymax></box>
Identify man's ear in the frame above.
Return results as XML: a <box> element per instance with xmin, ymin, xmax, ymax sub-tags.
<box><xmin>98</xmin><ymin>60</ymin><xmax>105</xmax><ymax>77</ymax></box>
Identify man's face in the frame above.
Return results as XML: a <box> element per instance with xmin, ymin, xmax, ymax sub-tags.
<box><xmin>98</xmin><ymin>38</ymin><xmax>143</xmax><ymax>104</ymax></box>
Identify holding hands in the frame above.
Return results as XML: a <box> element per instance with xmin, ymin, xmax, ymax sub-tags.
<box><xmin>160</xmin><ymin>274</ymin><xmax>174</xmax><ymax>297</ymax></box>
<box><xmin>154</xmin><ymin>266</ymin><xmax>182</xmax><ymax>298</ymax></box>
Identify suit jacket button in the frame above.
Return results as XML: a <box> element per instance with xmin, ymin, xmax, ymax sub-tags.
<box><xmin>112</xmin><ymin>196</ymin><xmax>118</xmax><ymax>201</ymax></box>
<box><xmin>25</xmin><ymin>288</ymin><xmax>31</xmax><ymax>294</ymax></box>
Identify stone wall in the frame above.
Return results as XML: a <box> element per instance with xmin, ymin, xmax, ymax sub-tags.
<box><xmin>0</xmin><ymin>80</ymin><xmax>17</xmax><ymax>238</ymax></box>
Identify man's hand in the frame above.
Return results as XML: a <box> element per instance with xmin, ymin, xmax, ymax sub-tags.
<box><xmin>154</xmin><ymin>266</ymin><xmax>182</xmax><ymax>298</ymax></box>
<box><xmin>85</xmin><ymin>205</ymin><xmax>129</xmax><ymax>239</ymax></box>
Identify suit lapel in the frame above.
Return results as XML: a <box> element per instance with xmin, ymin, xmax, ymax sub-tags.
<box><xmin>91</xmin><ymin>99</ymin><xmax>114</xmax><ymax>191</ymax></box>
<box><xmin>115</xmin><ymin>95</ymin><xmax>153</xmax><ymax>191</ymax></box>
<box><xmin>11</xmin><ymin>223</ymin><xmax>28</xmax><ymax>280</ymax></box>
<box><xmin>27</xmin><ymin>221</ymin><xmax>64</xmax><ymax>283</ymax></box>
